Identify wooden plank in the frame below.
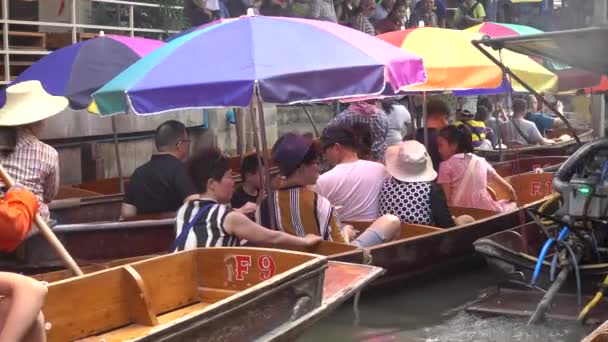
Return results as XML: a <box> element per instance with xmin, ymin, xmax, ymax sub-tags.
<box><xmin>123</xmin><ymin>265</ymin><xmax>158</xmax><ymax>326</ymax></box>
<box><xmin>400</xmin><ymin>224</ymin><xmax>442</xmax><ymax>239</ymax></box>
<box><xmin>43</xmin><ymin>268</ymin><xmax>133</xmax><ymax>342</ymax></box>
<box><xmin>507</xmin><ymin>172</ymin><xmax>555</xmax><ymax>207</ymax></box>
<box><xmin>449</xmin><ymin>206</ymin><xmax>499</xmax><ymax>220</ymax></box>
<box><xmin>198</xmin><ymin>287</ymin><xmax>238</xmax><ymax>303</ymax></box>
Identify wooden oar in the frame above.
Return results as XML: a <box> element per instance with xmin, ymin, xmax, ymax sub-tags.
<box><xmin>0</xmin><ymin>165</ymin><xmax>83</xmax><ymax>276</ymax></box>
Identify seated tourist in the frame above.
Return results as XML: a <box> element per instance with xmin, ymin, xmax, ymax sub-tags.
<box><xmin>173</xmin><ymin>148</ymin><xmax>321</xmax><ymax>251</ymax></box>
<box><xmin>379</xmin><ymin>140</ymin><xmax>472</xmax><ymax>228</ymax></box>
<box><xmin>258</xmin><ymin>133</ymin><xmax>400</xmax><ymax>247</ymax></box>
<box><xmin>230</xmin><ymin>153</ymin><xmax>262</xmax><ymax>218</ymax></box>
<box><xmin>499</xmin><ymin>98</ymin><xmax>554</xmax><ymax>146</ymax></box>
<box><xmin>121</xmin><ymin>120</ymin><xmax>198</xmax><ymax>219</ymax></box>
<box><xmin>524</xmin><ymin>95</ymin><xmax>562</xmax><ymax>136</ymax></box>
<box><xmin>437</xmin><ymin>125</ymin><xmax>517</xmax><ymax>212</ymax></box>
<box><xmin>0</xmin><ymin>272</ymin><xmax>47</xmax><ymax>342</ymax></box>
<box><xmin>0</xmin><ymin>81</ymin><xmax>65</xmax><ymax>220</ymax></box>
<box><xmin>414</xmin><ymin>99</ymin><xmax>450</xmax><ymax>171</ymax></box>
<box><xmin>316</xmin><ymin>125</ymin><xmax>387</xmax><ymax>221</ymax></box>
<box><xmin>454</xmin><ymin>109</ymin><xmax>489</xmax><ymax>149</ymax></box>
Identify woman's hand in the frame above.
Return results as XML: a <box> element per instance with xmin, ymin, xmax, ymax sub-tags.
<box><xmin>342</xmin><ymin>224</ymin><xmax>359</xmax><ymax>242</ymax></box>
<box><xmin>509</xmin><ymin>186</ymin><xmax>518</xmax><ymax>202</ymax></box>
<box><xmin>304</xmin><ymin>234</ymin><xmax>322</xmax><ymax>247</ymax></box>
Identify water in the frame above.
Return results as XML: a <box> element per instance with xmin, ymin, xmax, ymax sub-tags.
<box><xmin>298</xmin><ymin>267</ymin><xmax>593</xmax><ymax>342</ymax></box>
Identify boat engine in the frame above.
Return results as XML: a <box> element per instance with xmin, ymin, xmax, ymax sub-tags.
<box><xmin>527</xmin><ymin>139</ymin><xmax>608</xmax><ymax>324</ymax></box>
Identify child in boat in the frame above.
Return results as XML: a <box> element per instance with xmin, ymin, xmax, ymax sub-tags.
<box><xmin>173</xmin><ymin>148</ymin><xmax>321</xmax><ymax>252</ymax></box>
<box><xmin>437</xmin><ymin>125</ymin><xmax>517</xmax><ymax>212</ymax></box>
<box><xmin>379</xmin><ymin>140</ymin><xmax>472</xmax><ymax>228</ymax></box>
<box><xmin>0</xmin><ymin>272</ymin><xmax>47</xmax><ymax>342</ymax></box>
<box><xmin>257</xmin><ymin>132</ymin><xmax>400</xmax><ymax>247</ymax></box>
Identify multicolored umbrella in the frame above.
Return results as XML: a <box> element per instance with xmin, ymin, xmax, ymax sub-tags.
<box><xmin>466</xmin><ymin>22</ymin><xmax>543</xmax><ymax>37</ymax></box>
<box><xmin>378</xmin><ymin>27</ymin><xmax>557</xmax><ymax>93</ymax></box>
<box><xmin>0</xmin><ymin>35</ymin><xmax>163</xmax><ymax>111</ymax></box>
<box><xmin>93</xmin><ymin>15</ymin><xmax>426</xmax><ymax>116</ymax></box>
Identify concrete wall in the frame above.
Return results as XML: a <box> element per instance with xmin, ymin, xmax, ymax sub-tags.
<box><xmin>51</xmin><ymin>104</ymin><xmax>333</xmax><ymax>185</ymax></box>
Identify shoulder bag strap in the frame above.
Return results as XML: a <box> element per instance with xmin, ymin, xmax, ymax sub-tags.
<box><xmin>170</xmin><ymin>203</ymin><xmax>214</xmax><ymax>253</ymax></box>
<box><xmin>511</xmin><ymin>119</ymin><xmax>534</xmax><ymax>145</ymax></box>
<box><xmin>452</xmin><ymin>154</ymin><xmax>480</xmax><ymax>204</ymax></box>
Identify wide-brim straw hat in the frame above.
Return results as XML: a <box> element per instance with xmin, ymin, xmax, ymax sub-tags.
<box><xmin>385</xmin><ymin>140</ymin><xmax>437</xmax><ymax>182</ymax></box>
<box><xmin>0</xmin><ymin>81</ymin><xmax>68</xmax><ymax>126</ymax></box>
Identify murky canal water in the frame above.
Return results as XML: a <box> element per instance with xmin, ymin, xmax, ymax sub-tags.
<box><xmin>298</xmin><ymin>266</ymin><xmax>593</xmax><ymax>342</ymax></box>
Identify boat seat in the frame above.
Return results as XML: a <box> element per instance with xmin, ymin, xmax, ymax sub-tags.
<box><xmin>123</xmin><ymin>211</ymin><xmax>176</xmax><ymax>222</ymax></box>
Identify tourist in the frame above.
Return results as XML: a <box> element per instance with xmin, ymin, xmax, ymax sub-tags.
<box><xmin>410</xmin><ymin>0</ymin><xmax>439</xmax><ymax>27</ymax></box>
<box><xmin>292</xmin><ymin>0</ymin><xmax>338</xmax><ymax>22</ymax></box>
<box><xmin>525</xmin><ymin>95</ymin><xmax>562</xmax><ymax>136</ymax></box>
<box><xmin>437</xmin><ymin>125</ymin><xmax>517</xmax><ymax>212</ymax></box>
<box><xmin>0</xmin><ymin>272</ymin><xmax>47</xmax><ymax>342</ymax></box>
<box><xmin>0</xmin><ymin>81</ymin><xmax>64</xmax><ymax>220</ymax></box>
<box><xmin>414</xmin><ymin>99</ymin><xmax>450</xmax><ymax>171</ymax></box>
<box><xmin>350</xmin><ymin>0</ymin><xmax>377</xmax><ymax>35</ymax></box>
<box><xmin>121</xmin><ymin>121</ymin><xmax>198</xmax><ymax>219</ymax></box>
<box><xmin>454</xmin><ymin>0</ymin><xmax>485</xmax><ymax>29</ymax></box>
<box><xmin>370</xmin><ymin>0</ymin><xmax>395</xmax><ymax>25</ymax></box>
<box><xmin>412</xmin><ymin>0</ymin><xmax>446</xmax><ymax>27</ymax></box>
<box><xmin>337</xmin><ymin>0</ymin><xmax>360</xmax><ymax>25</ymax></box>
<box><xmin>379</xmin><ymin>140</ymin><xmax>472</xmax><ymax>227</ymax></box>
<box><xmin>325</xmin><ymin>100</ymin><xmax>388</xmax><ymax>162</ymax></box>
<box><xmin>184</xmin><ymin>0</ymin><xmax>215</xmax><ymax>27</ymax></box>
<box><xmin>173</xmin><ymin>148</ymin><xmax>321</xmax><ymax>251</ymax></box>
<box><xmin>230</xmin><ymin>153</ymin><xmax>262</xmax><ymax>219</ymax></box>
<box><xmin>382</xmin><ymin>99</ymin><xmax>411</xmax><ymax>145</ymax></box>
<box><xmin>474</xmin><ymin>105</ymin><xmax>497</xmax><ymax>148</ymax></box>
<box><xmin>499</xmin><ymin>98</ymin><xmax>554</xmax><ymax>146</ymax></box>
<box><xmin>454</xmin><ymin>108</ymin><xmax>489</xmax><ymax>149</ymax></box>
<box><xmin>259</xmin><ymin>133</ymin><xmax>400</xmax><ymax>247</ymax></box>
<box><xmin>317</xmin><ymin>125</ymin><xmax>387</xmax><ymax>221</ymax></box>
<box><xmin>375</xmin><ymin>2</ymin><xmax>410</xmax><ymax>34</ymax></box>
<box><xmin>571</xmin><ymin>89</ymin><xmax>592</xmax><ymax>125</ymax></box>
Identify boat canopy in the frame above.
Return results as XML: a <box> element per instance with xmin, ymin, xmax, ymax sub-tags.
<box><xmin>476</xmin><ymin>27</ymin><xmax>608</xmax><ymax>76</ymax></box>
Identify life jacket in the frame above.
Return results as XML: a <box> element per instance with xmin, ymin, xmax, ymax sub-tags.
<box><xmin>0</xmin><ymin>189</ymin><xmax>38</xmax><ymax>252</ymax></box>
<box><xmin>455</xmin><ymin>119</ymin><xmax>487</xmax><ymax>147</ymax></box>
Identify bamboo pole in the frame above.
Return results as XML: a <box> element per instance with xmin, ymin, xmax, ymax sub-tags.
<box><xmin>0</xmin><ymin>165</ymin><xmax>83</xmax><ymax>276</ymax></box>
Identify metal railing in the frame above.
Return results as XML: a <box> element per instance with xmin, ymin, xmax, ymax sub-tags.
<box><xmin>0</xmin><ymin>0</ymin><xmax>183</xmax><ymax>83</ymax></box>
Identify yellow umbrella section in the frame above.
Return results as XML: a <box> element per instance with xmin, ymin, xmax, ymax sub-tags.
<box><xmin>378</xmin><ymin>27</ymin><xmax>557</xmax><ymax>93</ymax></box>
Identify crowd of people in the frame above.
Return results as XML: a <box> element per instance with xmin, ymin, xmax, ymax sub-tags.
<box><xmin>184</xmin><ymin>0</ymin><xmax>495</xmax><ymax>35</ymax></box>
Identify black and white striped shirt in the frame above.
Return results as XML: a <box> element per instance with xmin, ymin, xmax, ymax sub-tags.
<box><xmin>174</xmin><ymin>199</ymin><xmax>238</xmax><ymax>251</ymax></box>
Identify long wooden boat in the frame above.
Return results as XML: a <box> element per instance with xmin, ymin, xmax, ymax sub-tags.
<box><xmin>38</xmin><ymin>247</ymin><xmax>383</xmax><ymax>342</ymax></box>
<box><xmin>4</xmin><ymin>173</ymin><xmax>557</xmax><ymax>288</ymax></box>
<box><xmin>491</xmin><ymin>156</ymin><xmax>567</xmax><ymax>177</ymax></box>
<box><xmin>476</xmin><ymin>128</ymin><xmax>593</xmax><ymax>162</ymax></box>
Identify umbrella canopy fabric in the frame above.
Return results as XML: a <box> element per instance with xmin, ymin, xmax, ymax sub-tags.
<box><xmin>378</xmin><ymin>27</ymin><xmax>557</xmax><ymax>93</ymax></box>
<box><xmin>0</xmin><ymin>35</ymin><xmax>163</xmax><ymax>111</ymax></box>
<box><xmin>92</xmin><ymin>15</ymin><xmax>426</xmax><ymax>116</ymax></box>
<box><xmin>466</xmin><ymin>22</ymin><xmax>542</xmax><ymax>37</ymax></box>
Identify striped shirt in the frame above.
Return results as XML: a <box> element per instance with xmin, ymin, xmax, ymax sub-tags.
<box><xmin>257</xmin><ymin>186</ymin><xmax>346</xmax><ymax>244</ymax></box>
<box><xmin>454</xmin><ymin>119</ymin><xmax>487</xmax><ymax>148</ymax></box>
<box><xmin>0</xmin><ymin>130</ymin><xmax>59</xmax><ymax>219</ymax></box>
<box><xmin>174</xmin><ymin>199</ymin><xmax>238</xmax><ymax>251</ymax></box>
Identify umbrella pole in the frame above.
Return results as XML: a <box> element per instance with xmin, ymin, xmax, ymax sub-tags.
<box><xmin>248</xmin><ymin>95</ymin><xmax>275</xmax><ymax>229</ymax></box>
<box><xmin>255</xmin><ymin>93</ymin><xmax>276</xmax><ymax>230</ymax></box>
<box><xmin>0</xmin><ymin>165</ymin><xmax>83</xmax><ymax>276</ymax></box>
<box><xmin>471</xmin><ymin>40</ymin><xmax>580</xmax><ymax>144</ymax></box>
<box><xmin>422</xmin><ymin>91</ymin><xmax>429</xmax><ymax>148</ymax></box>
<box><xmin>111</xmin><ymin>116</ymin><xmax>125</xmax><ymax>194</ymax></box>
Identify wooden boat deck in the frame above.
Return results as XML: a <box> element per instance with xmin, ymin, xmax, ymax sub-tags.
<box><xmin>582</xmin><ymin>319</ymin><xmax>608</xmax><ymax>342</ymax></box>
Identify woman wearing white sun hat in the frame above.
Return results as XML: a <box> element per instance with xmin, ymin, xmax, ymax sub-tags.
<box><xmin>0</xmin><ymin>81</ymin><xmax>68</xmax><ymax>220</ymax></box>
<box><xmin>379</xmin><ymin>140</ymin><xmax>473</xmax><ymax>228</ymax></box>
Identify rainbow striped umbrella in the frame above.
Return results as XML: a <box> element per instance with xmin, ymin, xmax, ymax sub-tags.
<box><xmin>466</xmin><ymin>22</ymin><xmax>543</xmax><ymax>37</ymax></box>
<box><xmin>378</xmin><ymin>27</ymin><xmax>557</xmax><ymax>93</ymax></box>
<box><xmin>93</xmin><ymin>15</ymin><xmax>426</xmax><ymax>116</ymax></box>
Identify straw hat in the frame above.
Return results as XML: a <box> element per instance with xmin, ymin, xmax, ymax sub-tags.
<box><xmin>0</xmin><ymin>81</ymin><xmax>68</xmax><ymax>126</ymax></box>
<box><xmin>385</xmin><ymin>140</ymin><xmax>437</xmax><ymax>182</ymax></box>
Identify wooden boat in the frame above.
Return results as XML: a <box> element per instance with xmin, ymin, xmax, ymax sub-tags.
<box><xmin>476</xmin><ymin>128</ymin><xmax>593</xmax><ymax>162</ymax></box>
<box><xmin>38</xmin><ymin>247</ymin><xmax>383</xmax><ymax>342</ymax></box>
<box><xmin>5</xmin><ymin>172</ymin><xmax>555</xmax><ymax>285</ymax></box>
<box><xmin>491</xmin><ymin>156</ymin><xmax>567</xmax><ymax>177</ymax></box>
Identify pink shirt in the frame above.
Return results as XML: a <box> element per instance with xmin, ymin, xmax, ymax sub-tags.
<box><xmin>437</xmin><ymin>153</ymin><xmax>505</xmax><ymax>212</ymax></box>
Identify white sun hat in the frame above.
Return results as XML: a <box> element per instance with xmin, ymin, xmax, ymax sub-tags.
<box><xmin>0</xmin><ymin>80</ymin><xmax>68</xmax><ymax>126</ymax></box>
<box><xmin>385</xmin><ymin>140</ymin><xmax>437</xmax><ymax>182</ymax></box>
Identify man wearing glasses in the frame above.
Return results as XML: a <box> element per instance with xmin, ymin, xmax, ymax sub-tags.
<box><xmin>121</xmin><ymin>120</ymin><xmax>198</xmax><ymax>219</ymax></box>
